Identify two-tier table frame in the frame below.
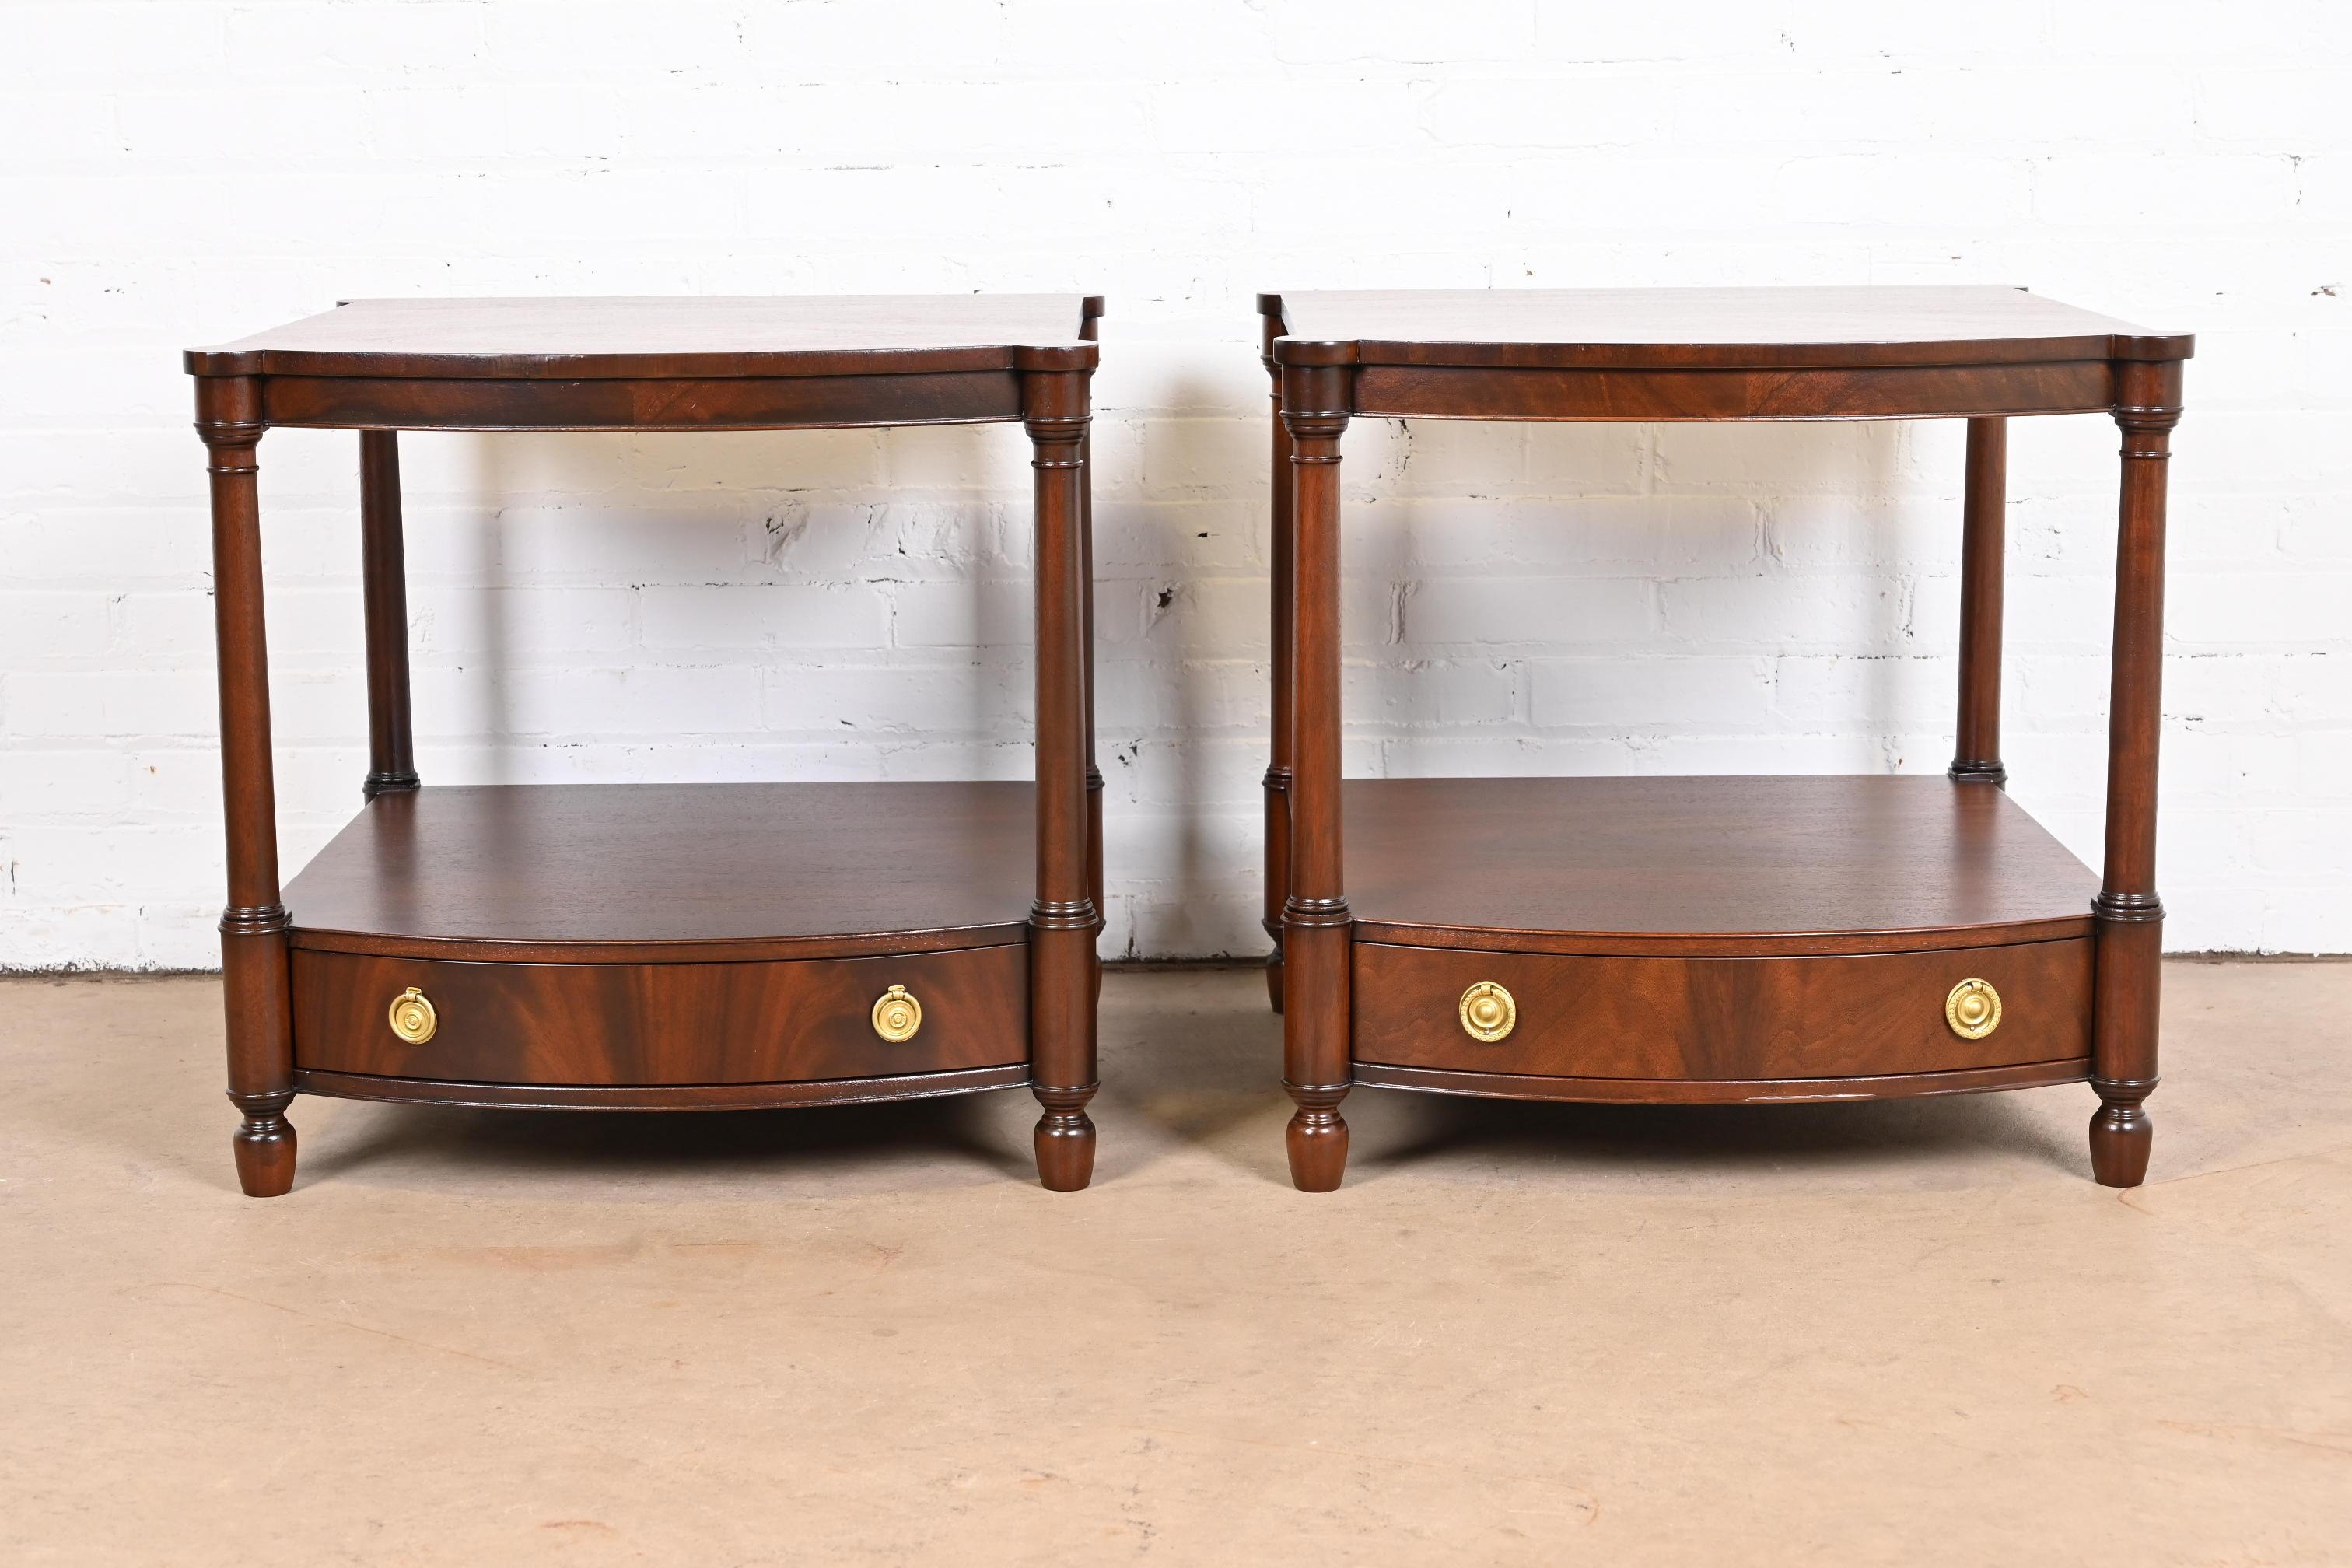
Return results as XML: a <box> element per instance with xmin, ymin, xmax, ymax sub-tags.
<box><xmin>1256</xmin><ymin>285</ymin><xmax>2189</xmax><ymax>1192</ymax></box>
<box><xmin>187</xmin><ymin>295</ymin><xmax>1104</xmax><ymax>1195</ymax></box>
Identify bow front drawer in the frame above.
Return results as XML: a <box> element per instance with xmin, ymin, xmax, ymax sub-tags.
<box><xmin>290</xmin><ymin>946</ymin><xmax>1028</xmax><ymax>1087</ymax></box>
<box><xmin>1352</xmin><ymin>940</ymin><xmax>2092</xmax><ymax>1083</ymax></box>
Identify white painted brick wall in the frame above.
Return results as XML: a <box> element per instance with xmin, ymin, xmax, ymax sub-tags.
<box><xmin>4</xmin><ymin>0</ymin><xmax>2348</xmax><ymax>967</ymax></box>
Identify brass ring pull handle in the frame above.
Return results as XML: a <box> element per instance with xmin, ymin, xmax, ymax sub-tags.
<box><xmin>387</xmin><ymin>986</ymin><xmax>438</xmax><ymax>1045</ymax></box>
<box><xmin>1944</xmin><ymin>978</ymin><xmax>2002</xmax><ymax>1040</ymax></box>
<box><xmin>1458</xmin><ymin>981</ymin><xmax>1517</xmax><ymax>1043</ymax></box>
<box><xmin>871</xmin><ymin>985</ymin><xmax>922</xmax><ymax>1044</ymax></box>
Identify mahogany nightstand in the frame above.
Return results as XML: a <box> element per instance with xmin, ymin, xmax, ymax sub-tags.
<box><xmin>187</xmin><ymin>294</ymin><xmax>1104</xmax><ymax>1194</ymax></box>
<box><xmin>1255</xmin><ymin>285</ymin><xmax>2189</xmax><ymax>1192</ymax></box>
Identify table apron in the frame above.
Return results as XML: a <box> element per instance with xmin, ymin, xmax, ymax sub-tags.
<box><xmin>258</xmin><ymin>369</ymin><xmax>1026</xmax><ymax>430</ymax></box>
<box><xmin>1350</xmin><ymin>359</ymin><xmax>2116</xmax><ymax>421</ymax></box>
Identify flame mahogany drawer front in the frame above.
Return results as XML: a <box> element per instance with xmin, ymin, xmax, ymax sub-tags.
<box><xmin>291</xmin><ymin>945</ymin><xmax>1030</xmax><ymax>1087</ymax></box>
<box><xmin>1350</xmin><ymin>940</ymin><xmax>2094</xmax><ymax>1083</ymax></box>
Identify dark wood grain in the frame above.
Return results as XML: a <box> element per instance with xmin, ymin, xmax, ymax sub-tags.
<box><xmin>1352</xmin><ymin>938</ymin><xmax>2092</xmax><ymax>1080</ymax></box>
<box><xmin>188</xmin><ymin>294</ymin><xmax>1100</xmax><ymax>379</ymax></box>
<box><xmin>261</xmin><ymin>371</ymin><xmax>1027</xmax><ymax>432</ymax></box>
<box><xmin>1950</xmin><ymin>418</ymin><xmax>2009</xmax><ymax>785</ymax></box>
<box><xmin>1346</xmin><ymin>776</ymin><xmax>2099</xmax><ymax>955</ymax></box>
<box><xmin>1255</xmin><ymin>285</ymin><xmax>2185</xmax><ymax>1188</ymax></box>
<box><xmin>1265</xmin><ymin>285</ymin><xmax>2189</xmax><ymax>369</ymax></box>
<box><xmin>1353</xmin><ymin>1058</ymin><xmax>2090</xmax><ymax>1104</ymax></box>
<box><xmin>191</xmin><ymin>293</ymin><xmax>1103</xmax><ymax>1192</ymax></box>
<box><xmin>197</xmin><ymin>374</ymin><xmax>298</xmax><ymax>1196</ymax></box>
<box><xmin>1279</xmin><ymin>362</ymin><xmax>1355</xmax><ymax>1192</ymax></box>
<box><xmin>293</xmin><ymin>1063</ymin><xmax>1031</xmax><ymax>1111</ymax></box>
<box><xmin>1348</xmin><ymin>360</ymin><xmax>2116</xmax><ymax>422</ymax></box>
<box><xmin>2090</xmin><ymin>358</ymin><xmax>2182</xmax><ymax>1186</ymax></box>
<box><xmin>292</xmin><ymin>947</ymin><xmax>1027</xmax><ymax>1087</ymax></box>
<box><xmin>1262</xmin><ymin>310</ymin><xmax>1295</xmax><ymax>1013</ymax></box>
<box><xmin>358</xmin><ymin>430</ymin><xmax>418</xmax><ymax>800</ymax></box>
<box><xmin>282</xmin><ymin>783</ymin><xmax>1037</xmax><ymax>961</ymax></box>
<box><xmin>1024</xmin><ymin>368</ymin><xmax>1101</xmax><ymax>1191</ymax></box>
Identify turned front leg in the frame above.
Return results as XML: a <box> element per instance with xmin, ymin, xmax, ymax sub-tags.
<box><xmin>1025</xmin><ymin>368</ymin><xmax>1100</xmax><ymax>1191</ymax></box>
<box><xmin>197</xmin><ymin>376</ymin><xmax>297</xmax><ymax>1197</ymax></box>
<box><xmin>1279</xmin><ymin>362</ymin><xmax>1353</xmax><ymax>1192</ymax></box>
<box><xmin>2091</xmin><ymin>361</ymin><xmax>2182</xmax><ymax>1187</ymax></box>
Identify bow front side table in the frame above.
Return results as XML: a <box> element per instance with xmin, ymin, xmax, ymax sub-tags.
<box><xmin>1256</xmin><ymin>285</ymin><xmax>2189</xmax><ymax>1192</ymax></box>
<box><xmin>187</xmin><ymin>294</ymin><xmax>1104</xmax><ymax>1194</ymax></box>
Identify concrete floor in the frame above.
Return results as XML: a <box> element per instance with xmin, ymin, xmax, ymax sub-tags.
<box><xmin>2</xmin><ymin>962</ymin><xmax>2347</xmax><ymax>1565</ymax></box>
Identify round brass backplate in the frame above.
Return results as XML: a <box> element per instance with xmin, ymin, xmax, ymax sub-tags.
<box><xmin>387</xmin><ymin>986</ymin><xmax>437</xmax><ymax>1045</ymax></box>
<box><xmin>1944</xmin><ymin>978</ymin><xmax>2002</xmax><ymax>1041</ymax></box>
<box><xmin>1458</xmin><ymin>981</ymin><xmax>1517</xmax><ymax>1043</ymax></box>
<box><xmin>871</xmin><ymin>985</ymin><xmax>922</xmax><ymax>1044</ymax></box>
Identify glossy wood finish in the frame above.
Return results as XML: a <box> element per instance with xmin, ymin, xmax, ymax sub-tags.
<box><xmin>1951</xmin><ymin>418</ymin><xmax>2009</xmax><ymax>786</ymax></box>
<box><xmin>1080</xmin><ymin>310</ymin><xmax>1104</xmax><ymax>993</ymax></box>
<box><xmin>1352</xmin><ymin>1057</ymin><xmax>2092</xmax><ymax>1105</ymax></box>
<box><xmin>1345</xmin><ymin>777</ymin><xmax>2097</xmax><ymax>955</ymax></box>
<box><xmin>294</xmin><ymin>1062</ymin><xmax>1031</xmax><ymax>1111</ymax></box>
<box><xmin>284</xmin><ymin>784</ymin><xmax>1036</xmax><ymax>963</ymax></box>
<box><xmin>187</xmin><ymin>294</ymin><xmax>1098</xmax><ymax>380</ymax></box>
<box><xmin>1349</xmin><ymin>360</ymin><xmax>2117</xmax><ymax>423</ymax></box>
<box><xmin>1024</xmin><ymin>366</ymin><xmax>1101</xmax><ymax>1191</ymax></box>
<box><xmin>1259</xmin><ymin>302</ymin><xmax>1294</xmax><ymax>1013</ymax></box>
<box><xmin>292</xmin><ymin>946</ymin><xmax>1027</xmax><ymax>1086</ymax></box>
<box><xmin>191</xmin><ymin>294</ymin><xmax>1102</xmax><ymax>1193</ymax></box>
<box><xmin>1259</xmin><ymin>285</ymin><xmax>2189</xmax><ymax>1190</ymax></box>
<box><xmin>197</xmin><ymin>374</ymin><xmax>296</xmax><ymax>1197</ymax></box>
<box><xmin>1353</xmin><ymin>938</ymin><xmax>2093</xmax><ymax>1081</ymax></box>
<box><xmin>1279</xmin><ymin>362</ymin><xmax>1354</xmax><ymax>1191</ymax></box>
<box><xmin>358</xmin><ymin>431</ymin><xmax>418</xmax><ymax>800</ymax></box>
<box><xmin>1266</xmin><ymin>285</ymin><xmax>2190</xmax><ymax>369</ymax></box>
<box><xmin>2091</xmin><ymin>358</ymin><xmax>2184</xmax><ymax>1186</ymax></box>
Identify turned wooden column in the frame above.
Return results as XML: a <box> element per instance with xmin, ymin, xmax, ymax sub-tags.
<box><xmin>1025</xmin><ymin>367</ymin><xmax>1100</xmax><ymax>1191</ymax></box>
<box><xmin>196</xmin><ymin>376</ymin><xmax>296</xmax><ymax>1197</ymax></box>
<box><xmin>359</xmin><ymin>430</ymin><xmax>419</xmax><ymax>800</ymax></box>
<box><xmin>1079</xmin><ymin>305</ymin><xmax>1104</xmax><ymax>964</ymax></box>
<box><xmin>2090</xmin><ymin>358</ymin><xmax>2182</xmax><ymax>1188</ymax></box>
<box><xmin>1950</xmin><ymin>416</ymin><xmax>2008</xmax><ymax>786</ymax></box>
<box><xmin>1279</xmin><ymin>360</ymin><xmax>1353</xmax><ymax>1192</ymax></box>
<box><xmin>1262</xmin><ymin>324</ymin><xmax>1296</xmax><ymax>1015</ymax></box>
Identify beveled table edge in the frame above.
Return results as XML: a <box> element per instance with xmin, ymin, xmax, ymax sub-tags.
<box><xmin>184</xmin><ymin>294</ymin><xmax>1107</xmax><ymax>380</ymax></box>
<box><xmin>1257</xmin><ymin>289</ymin><xmax>2192</xmax><ymax>371</ymax></box>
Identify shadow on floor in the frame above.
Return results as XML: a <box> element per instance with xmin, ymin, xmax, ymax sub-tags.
<box><xmin>1350</xmin><ymin>1084</ymin><xmax>2092</xmax><ymax>1185</ymax></box>
<box><xmin>296</xmin><ymin>1092</ymin><xmax>1038</xmax><ymax>1190</ymax></box>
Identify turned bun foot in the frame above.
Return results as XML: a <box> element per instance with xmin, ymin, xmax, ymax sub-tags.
<box><xmin>1285</xmin><ymin>1104</ymin><xmax>1348</xmax><ymax>1192</ymax></box>
<box><xmin>1033</xmin><ymin>1101</ymin><xmax>1096</xmax><ymax>1192</ymax></box>
<box><xmin>1265</xmin><ymin>951</ymin><xmax>1285</xmax><ymax>1014</ymax></box>
<box><xmin>230</xmin><ymin>1094</ymin><xmax>297</xmax><ymax>1197</ymax></box>
<box><xmin>2088</xmin><ymin>1093</ymin><xmax>2154</xmax><ymax>1188</ymax></box>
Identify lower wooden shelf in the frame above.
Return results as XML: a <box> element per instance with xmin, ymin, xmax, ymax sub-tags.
<box><xmin>279</xmin><ymin>782</ymin><xmax>1038</xmax><ymax>1103</ymax></box>
<box><xmin>1341</xmin><ymin>775</ymin><xmax>2102</xmax><ymax>1099</ymax></box>
<box><xmin>285</xmin><ymin>781</ymin><xmax>1035</xmax><ymax>962</ymax></box>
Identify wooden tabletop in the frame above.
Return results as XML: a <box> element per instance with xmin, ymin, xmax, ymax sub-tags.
<box><xmin>187</xmin><ymin>294</ymin><xmax>1104</xmax><ymax>380</ymax></box>
<box><xmin>1262</xmin><ymin>285</ymin><xmax>2190</xmax><ymax>369</ymax></box>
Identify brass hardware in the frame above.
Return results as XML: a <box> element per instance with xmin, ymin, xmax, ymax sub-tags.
<box><xmin>871</xmin><ymin>985</ymin><xmax>922</xmax><ymax>1044</ymax></box>
<box><xmin>1945</xmin><ymin>978</ymin><xmax>2002</xmax><ymax>1040</ymax></box>
<box><xmin>1458</xmin><ymin>981</ymin><xmax>1517</xmax><ymax>1043</ymax></box>
<box><xmin>387</xmin><ymin>986</ymin><xmax>437</xmax><ymax>1045</ymax></box>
